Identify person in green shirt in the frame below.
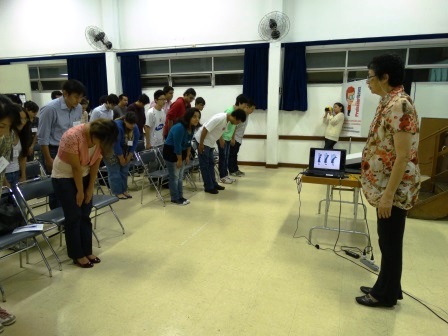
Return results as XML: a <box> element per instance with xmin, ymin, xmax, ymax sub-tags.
<box><xmin>217</xmin><ymin>94</ymin><xmax>248</xmax><ymax>184</ymax></box>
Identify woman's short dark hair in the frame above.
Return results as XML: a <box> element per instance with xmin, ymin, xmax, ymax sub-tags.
<box><xmin>89</xmin><ymin>119</ymin><xmax>119</xmax><ymax>156</ymax></box>
<box><xmin>334</xmin><ymin>102</ymin><xmax>345</xmax><ymax>113</ymax></box>
<box><xmin>368</xmin><ymin>53</ymin><xmax>404</xmax><ymax>87</ymax></box>
<box><xmin>182</xmin><ymin>107</ymin><xmax>200</xmax><ymax>130</ymax></box>
<box><xmin>24</xmin><ymin>100</ymin><xmax>39</xmax><ymax>113</ymax></box>
<box><xmin>124</xmin><ymin>111</ymin><xmax>137</xmax><ymax>124</ymax></box>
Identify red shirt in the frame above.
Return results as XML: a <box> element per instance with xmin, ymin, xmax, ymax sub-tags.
<box><xmin>163</xmin><ymin>97</ymin><xmax>190</xmax><ymax>137</ymax></box>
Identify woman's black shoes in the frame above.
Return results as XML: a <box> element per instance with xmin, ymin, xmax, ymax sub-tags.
<box><xmin>87</xmin><ymin>256</ymin><xmax>101</xmax><ymax>264</ymax></box>
<box><xmin>356</xmin><ymin>294</ymin><xmax>394</xmax><ymax>308</ymax></box>
<box><xmin>73</xmin><ymin>259</ymin><xmax>94</xmax><ymax>268</ymax></box>
<box><xmin>360</xmin><ymin>286</ymin><xmax>372</xmax><ymax>294</ymax></box>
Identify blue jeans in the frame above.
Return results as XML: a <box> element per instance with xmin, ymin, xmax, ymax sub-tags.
<box><xmin>52</xmin><ymin>176</ymin><xmax>93</xmax><ymax>259</ymax></box>
<box><xmin>106</xmin><ymin>161</ymin><xmax>130</xmax><ymax>195</ymax></box>
<box><xmin>40</xmin><ymin>145</ymin><xmax>60</xmax><ymax>209</ymax></box>
<box><xmin>228</xmin><ymin>141</ymin><xmax>241</xmax><ymax>174</ymax></box>
<box><xmin>5</xmin><ymin>171</ymin><xmax>20</xmax><ymax>192</ymax></box>
<box><xmin>198</xmin><ymin>145</ymin><xmax>218</xmax><ymax>191</ymax></box>
<box><xmin>217</xmin><ymin>140</ymin><xmax>231</xmax><ymax>178</ymax></box>
<box><xmin>166</xmin><ymin>160</ymin><xmax>185</xmax><ymax>201</ymax></box>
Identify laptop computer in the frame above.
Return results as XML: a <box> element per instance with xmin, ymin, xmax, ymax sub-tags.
<box><xmin>304</xmin><ymin>148</ymin><xmax>347</xmax><ymax>178</ymax></box>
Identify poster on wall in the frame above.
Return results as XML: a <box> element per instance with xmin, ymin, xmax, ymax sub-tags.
<box><xmin>340</xmin><ymin>80</ymin><xmax>366</xmax><ymax>137</ymax></box>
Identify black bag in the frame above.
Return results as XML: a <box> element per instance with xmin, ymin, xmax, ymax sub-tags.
<box><xmin>0</xmin><ymin>195</ymin><xmax>25</xmax><ymax>235</ymax></box>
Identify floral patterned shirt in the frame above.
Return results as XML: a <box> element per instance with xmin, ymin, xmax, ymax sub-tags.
<box><xmin>361</xmin><ymin>86</ymin><xmax>421</xmax><ymax>210</ymax></box>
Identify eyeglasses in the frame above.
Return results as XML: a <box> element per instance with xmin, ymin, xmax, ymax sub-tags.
<box><xmin>366</xmin><ymin>75</ymin><xmax>376</xmax><ymax>81</ymax></box>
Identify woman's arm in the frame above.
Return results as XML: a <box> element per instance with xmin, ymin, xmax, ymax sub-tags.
<box><xmin>84</xmin><ymin>157</ymin><xmax>101</xmax><ymax>204</ymax></box>
<box><xmin>378</xmin><ymin>131</ymin><xmax>412</xmax><ymax>219</ymax></box>
<box><xmin>63</xmin><ymin>152</ymin><xmax>84</xmax><ymax>207</ymax></box>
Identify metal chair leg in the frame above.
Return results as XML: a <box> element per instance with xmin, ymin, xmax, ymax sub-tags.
<box><xmin>92</xmin><ymin>230</ymin><xmax>101</xmax><ymax>248</ymax></box>
<box><xmin>109</xmin><ymin>205</ymin><xmax>125</xmax><ymax>234</ymax></box>
<box><xmin>40</xmin><ymin>232</ymin><xmax>63</xmax><ymax>271</ymax></box>
<box><xmin>33</xmin><ymin>237</ymin><xmax>53</xmax><ymax>277</ymax></box>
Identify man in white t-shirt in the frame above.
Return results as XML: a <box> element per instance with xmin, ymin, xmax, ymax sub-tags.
<box><xmin>195</xmin><ymin>109</ymin><xmax>246</xmax><ymax>194</ymax></box>
<box><xmin>144</xmin><ymin>90</ymin><xmax>166</xmax><ymax>149</ymax></box>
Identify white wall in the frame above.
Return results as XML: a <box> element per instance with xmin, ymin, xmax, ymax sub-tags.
<box><xmin>284</xmin><ymin>0</ymin><xmax>448</xmax><ymax>43</ymax></box>
<box><xmin>0</xmin><ymin>64</ymin><xmax>31</xmax><ymax>100</ymax></box>
<box><xmin>117</xmin><ymin>0</ymin><xmax>268</xmax><ymax>51</ymax></box>
<box><xmin>0</xmin><ymin>0</ymin><xmax>102</xmax><ymax>58</ymax></box>
<box><xmin>1</xmin><ymin>0</ymin><xmax>447</xmax><ymax>59</ymax></box>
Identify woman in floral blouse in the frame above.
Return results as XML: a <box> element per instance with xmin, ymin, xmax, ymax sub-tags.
<box><xmin>357</xmin><ymin>54</ymin><xmax>420</xmax><ymax>308</ymax></box>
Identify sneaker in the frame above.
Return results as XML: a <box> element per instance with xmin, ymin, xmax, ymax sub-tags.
<box><xmin>204</xmin><ymin>189</ymin><xmax>219</xmax><ymax>194</ymax></box>
<box><xmin>171</xmin><ymin>199</ymin><xmax>187</xmax><ymax>206</ymax></box>
<box><xmin>215</xmin><ymin>185</ymin><xmax>225</xmax><ymax>191</ymax></box>
<box><xmin>237</xmin><ymin>170</ymin><xmax>245</xmax><ymax>176</ymax></box>
<box><xmin>227</xmin><ymin>175</ymin><xmax>236</xmax><ymax>182</ymax></box>
<box><xmin>180</xmin><ymin>197</ymin><xmax>190</xmax><ymax>204</ymax></box>
<box><xmin>220</xmin><ymin>176</ymin><xmax>233</xmax><ymax>184</ymax></box>
<box><xmin>230</xmin><ymin>172</ymin><xmax>239</xmax><ymax>177</ymax></box>
<box><xmin>0</xmin><ymin>307</ymin><xmax>16</xmax><ymax>326</ymax></box>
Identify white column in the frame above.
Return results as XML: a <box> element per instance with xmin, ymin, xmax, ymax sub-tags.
<box><xmin>105</xmin><ymin>52</ymin><xmax>122</xmax><ymax>94</ymax></box>
<box><xmin>101</xmin><ymin>0</ymin><xmax>122</xmax><ymax>94</ymax></box>
<box><xmin>266</xmin><ymin>42</ymin><xmax>282</xmax><ymax>167</ymax></box>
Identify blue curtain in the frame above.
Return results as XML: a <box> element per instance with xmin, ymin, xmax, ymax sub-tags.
<box><xmin>243</xmin><ymin>45</ymin><xmax>269</xmax><ymax>110</ymax></box>
<box><xmin>67</xmin><ymin>54</ymin><xmax>107</xmax><ymax>107</ymax></box>
<box><xmin>282</xmin><ymin>45</ymin><xmax>308</xmax><ymax>111</ymax></box>
<box><xmin>120</xmin><ymin>55</ymin><xmax>141</xmax><ymax>104</ymax></box>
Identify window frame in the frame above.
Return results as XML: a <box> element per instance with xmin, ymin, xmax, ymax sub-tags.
<box><xmin>139</xmin><ymin>52</ymin><xmax>244</xmax><ymax>88</ymax></box>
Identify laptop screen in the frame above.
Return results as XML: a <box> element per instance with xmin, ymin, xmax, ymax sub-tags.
<box><xmin>309</xmin><ymin>148</ymin><xmax>347</xmax><ymax>172</ymax></box>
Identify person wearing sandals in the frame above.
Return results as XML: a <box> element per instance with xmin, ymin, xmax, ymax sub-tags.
<box><xmin>357</xmin><ymin>54</ymin><xmax>420</xmax><ymax>307</ymax></box>
<box><xmin>105</xmin><ymin>112</ymin><xmax>140</xmax><ymax>200</ymax></box>
<box><xmin>52</xmin><ymin>119</ymin><xmax>118</xmax><ymax>268</ymax></box>
<box><xmin>163</xmin><ymin>107</ymin><xmax>200</xmax><ymax>205</ymax></box>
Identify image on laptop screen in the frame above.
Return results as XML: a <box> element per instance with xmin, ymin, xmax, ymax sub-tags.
<box><xmin>309</xmin><ymin>148</ymin><xmax>346</xmax><ymax>172</ymax></box>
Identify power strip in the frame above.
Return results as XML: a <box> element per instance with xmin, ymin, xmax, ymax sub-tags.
<box><xmin>361</xmin><ymin>258</ymin><xmax>379</xmax><ymax>272</ymax></box>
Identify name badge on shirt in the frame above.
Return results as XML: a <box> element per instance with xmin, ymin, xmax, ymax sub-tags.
<box><xmin>0</xmin><ymin>156</ymin><xmax>9</xmax><ymax>173</ymax></box>
<box><xmin>127</xmin><ymin>140</ymin><xmax>133</xmax><ymax>146</ymax></box>
<box><xmin>32</xmin><ymin>127</ymin><xmax>38</xmax><ymax>133</ymax></box>
<box><xmin>73</xmin><ymin>121</ymin><xmax>81</xmax><ymax>126</ymax></box>
<box><xmin>13</xmin><ymin>149</ymin><xmax>19</xmax><ymax>157</ymax></box>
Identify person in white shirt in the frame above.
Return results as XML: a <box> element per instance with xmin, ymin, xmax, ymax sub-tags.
<box><xmin>144</xmin><ymin>90</ymin><xmax>166</xmax><ymax>150</ymax></box>
<box><xmin>195</xmin><ymin>109</ymin><xmax>246</xmax><ymax>194</ymax></box>
<box><xmin>90</xmin><ymin>94</ymin><xmax>119</xmax><ymax>121</ymax></box>
<box><xmin>323</xmin><ymin>102</ymin><xmax>345</xmax><ymax>149</ymax></box>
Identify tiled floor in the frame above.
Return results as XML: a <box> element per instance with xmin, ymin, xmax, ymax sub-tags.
<box><xmin>1</xmin><ymin>167</ymin><xmax>447</xmax><ymax>335</ymax></box>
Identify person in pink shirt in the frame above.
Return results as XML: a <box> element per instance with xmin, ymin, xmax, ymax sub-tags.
<box><xmin>163</xmin><ymin>88</ymin><xmax>196</xmax><ymax>138</ymax></box>
<box><xmin>51</xmin><ymin>119</ymin><xmax>118</xmax><ymax>268</ymax></box>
